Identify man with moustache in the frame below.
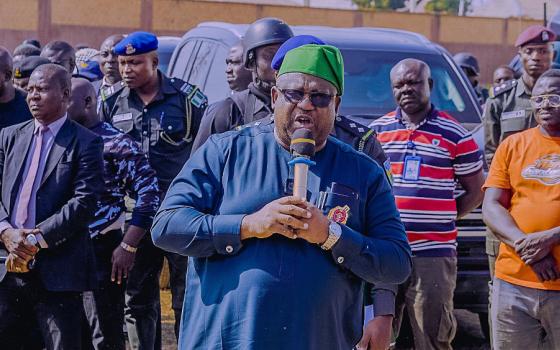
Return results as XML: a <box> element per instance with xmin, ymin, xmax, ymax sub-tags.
<box><xmin>482</xmin><ymin>69</ymin><xmax>560</xmax><ymax>350</ymax></box>
<box><xmin>225</xmin><ymin>41</ymin><xmax>252</xmax><ymax>92</ymax></box>
<box><xmin>0</xmin><ymin>64</ymin><xmax>103</xmax><ymax>349</ymax></box>
<box><xmin>370</xmin><ymin>58</ymin><xmax>484</xmax><ymax>350</ymax></box>
<box><xmin>152</xmin><ymin>44</ymin><xmax>411</xmax><ymax>350</ymax></box>
<box><xmin>100</xmin><ymin>31</ymin><xmax>207</xmax><ymax>349</ymax></box>
<box><xmin>483</xmin><ymin>26</ymin><xmax>555</xmax><ymax>331</ymax></box>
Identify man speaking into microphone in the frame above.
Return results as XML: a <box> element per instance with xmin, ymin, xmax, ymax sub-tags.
<box><xmin>151</xmin><ymin>44</ymin><xmax>411</xmax><ymax>349</ymax></box>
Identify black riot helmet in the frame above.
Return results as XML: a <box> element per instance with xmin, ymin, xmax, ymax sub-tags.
<box><xmin>453</xmin><ymin>52</ymin><xmax>480</xmax><ymax>77</ymax></box>
<box><xmin>243</xmin><ymin>18</ymin><xmax>293</xmax><ymax>69</ymax></box>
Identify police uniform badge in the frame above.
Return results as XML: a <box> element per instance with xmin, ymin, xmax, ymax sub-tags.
<box><xmin>328</xmin><ymin>205</ymin><xmax>350</xmax><ymax>224</ymax></box>
<box><xmin>125</xmin><ymin>43</ymin><xmax>136</xmax><ymax>55</ymax></box>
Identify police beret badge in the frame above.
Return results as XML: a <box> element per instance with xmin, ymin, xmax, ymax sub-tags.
<box><xmin>125</xmin><ymin>43</ymin><xmax>136</xmax><ymax>55</ymax></box>
<box><xmin>543</xmin><ymin>31</ymin><xmax>550</xmax><ymax>42</ymax></box>
<box><xmin>14</xmin><ymin>68</ymin><xmax>21</xmax><ymax>79</ymax></box>
<box><xmin>328</xmin><ymin>205</ymin><xmax>350</xmax><ymax>224</ymax></box>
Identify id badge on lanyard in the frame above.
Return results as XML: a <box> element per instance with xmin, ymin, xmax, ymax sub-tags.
<box><xmin>403</xmin><ymin>140</ymin><xmax>422</xmax><ymax>181</ymax></box>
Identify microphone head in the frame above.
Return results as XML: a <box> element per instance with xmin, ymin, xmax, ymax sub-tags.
<box><xmin>290</xmin><ymin>128</ymin><xmax>315</xmax><ymax>157</ymax></box>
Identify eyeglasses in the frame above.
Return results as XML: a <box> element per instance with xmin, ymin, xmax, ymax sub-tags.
<box><xmin>530</xmin><ymin>94</ymin><xmax>560</xmax><ymax>109</ymax></box>
<box><xmin>277</xmin><ymin>88</ymin><xmax>334</xmax><ymax>108</ymax></box>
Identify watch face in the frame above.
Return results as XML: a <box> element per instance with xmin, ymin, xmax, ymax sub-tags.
<box><xmin>329</xmin><ymin>221</ymin><xmax>341</xmax><ymax>235</ymax></box>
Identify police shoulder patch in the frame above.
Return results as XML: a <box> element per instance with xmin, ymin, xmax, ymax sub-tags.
<box><xmin>190</xmin><ymin>89</ymin><xmax>208</xmax><ymax>109</ymax></box>
<box><xmin>335</xmin><ymin>115</ymin><xmax>370</xmax><ymax>136</ymax></box>
<box><xmin>491</xmin><ymin>79</ymin><xmax>516</xmax><ymax>98</ymax></box>
<box><xmin>170</xmin><ymin>78</ymin><xmax>208</xmax><ymax>108</ymax></box>
<box><xmin>102</xmin><ymin>80</ymin><xmax>126</xmax><ymax>101</ymax></box>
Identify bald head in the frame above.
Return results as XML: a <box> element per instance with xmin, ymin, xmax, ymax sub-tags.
<box><xmin>390</xmin><ymin>58</ymin><xmax>433</xmax><ymax>118</ymax></box>
<box><xmin>390</xmin><ymin>58</ymin><xmax>431</xmax><ymax>82</ymax></box>
<box><xmin>100</xmin><ymin>34</ymin><xmax>125</xmax><ymax>84</ymax></box>
<box><xmin>41</xmin><ymin>41</ymin><xmax>76</xmax><ymax>73</ymax></box>
<box><xmin>68</xmin><ymin>77</ymin><xmax>98</xmax><ymax>126</ymax></box>
<box><xmin>34</xmin><ymin>63</ymin><xmax>71</xmax><ymax>91</ymax></box>
<box><xmin>26</xmin><ymin>64</ymin><xmax>71</xmax><ymax>123</ymax></box>
<box><xmin>101</xmin><ymin>34</ymin><xmax>125</xmax><ymax>51</ymax></box>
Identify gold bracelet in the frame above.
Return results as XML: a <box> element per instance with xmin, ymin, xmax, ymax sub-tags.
<box><xmin>120</xmin><ymin>242</ymin><xmax>138</xmax><ymax>253</ymax></box>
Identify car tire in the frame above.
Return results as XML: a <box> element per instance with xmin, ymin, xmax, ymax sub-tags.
<box><xmin>478</xmin><ymin>312</ymin><xmax>490</xmax><ymax>340</ymax></box>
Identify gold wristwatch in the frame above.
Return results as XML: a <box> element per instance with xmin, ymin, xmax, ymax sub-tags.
<box><xmin>321</xmin><ymin>221</ymin><xmax>342</xmax><ymax>250</ymax></box>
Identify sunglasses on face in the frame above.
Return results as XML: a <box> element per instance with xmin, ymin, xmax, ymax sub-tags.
<box><xmin>530</xmin><ymin>94</ymin><xmax>560</xmax><ymax>109</ymax></box>
<box><xmin>277</xmin><ymin>88</ymin><xmax>334</xmax><ymax>108</ymax></box>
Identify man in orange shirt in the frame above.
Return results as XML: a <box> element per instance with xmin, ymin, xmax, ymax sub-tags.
<box><xmin>483</xmin><ymin>69</ymin><xmax>560</xmax><ymax>350</ymax></box>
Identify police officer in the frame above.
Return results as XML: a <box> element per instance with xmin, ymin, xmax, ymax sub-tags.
<box><xmin>96</xmin><ymin>34</ymin><xmax>126</xmax><ymax>113</ymax></box>
<box><xmin>12</xmin><ymin>55</ymin><xmax>50</xmax><ymax>91</ymax></box>
<box><xmin>454</xmin><ymin>52</ymin><xmax>489</xmax><ymax>105</ymax></box>
<box><xmin>484</xmin><ymin>25</ymin><xmax>556</xmax><ymax>164</ymax></box>
<box><xmin>67</xmin><ymin>78</ymin><xmax>160</xmax><ymax>350</ymax></box>
<box><xmin>99</xmin><ymin>31</ymin><xmax>207</xmax><ymax>349</ymax></box>
<box><xmin>482</xmin><ymin>24</ymin><xmax>555</xmax><ymax>340</ymax></box>
<box><xmin>190</xmin><ymin>17</ymin><xmax>293</xmax><ymax>153</ymax></box>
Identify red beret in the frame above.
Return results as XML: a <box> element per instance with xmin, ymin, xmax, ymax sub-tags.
<box><xmin>515</xmin><ymin>25</ymin><xmax>556</xmax><ymax>47</ymax></box>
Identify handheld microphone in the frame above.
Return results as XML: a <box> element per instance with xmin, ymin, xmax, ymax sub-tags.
<box><xmin>288</xmin><ymin>128</ymin><xmax>316</xmax><ymax>200</ymax></box>
<box><xmin>0</xmin><ymin>235</ymin><xmax>38</xmax><ymax>270</ymax></box>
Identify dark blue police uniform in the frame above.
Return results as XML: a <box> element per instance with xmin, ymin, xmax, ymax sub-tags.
<box><xmin>99</xmin><ymin>32</ymin><xmax>208</xmax><ymax>348</ymax></box>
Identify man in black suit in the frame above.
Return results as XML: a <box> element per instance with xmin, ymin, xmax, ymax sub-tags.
<box><xmin>0</xmin><ymin>63</ymin><xmax>104</xmax><ymax>349</ymax></box>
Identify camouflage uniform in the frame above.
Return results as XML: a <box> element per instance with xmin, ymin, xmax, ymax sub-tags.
<box><xmin>83</xmin><ymin>122</ymin><xmax>160</xmax><ymax>349</ymax></box>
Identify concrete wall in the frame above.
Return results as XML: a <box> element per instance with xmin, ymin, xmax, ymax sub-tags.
<box><xmin>0</xmin><ymin>0</ymin><xmax>544</xmax><ymax>83</ymax></box>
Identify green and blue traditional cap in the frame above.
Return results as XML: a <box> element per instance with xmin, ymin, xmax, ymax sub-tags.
<box><xmin>114</xmin><ymin>31</ymin><xmax>158</xmax><ymax>56</ymax></box>
<box><xmin>278</xmin><ymin>44</ymin><xmax>344</xmax><ymax>96</ymax></box>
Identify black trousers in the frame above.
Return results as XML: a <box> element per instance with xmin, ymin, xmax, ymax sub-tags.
<box><xmin>82</xmin><ymin>230</ymin><xmax>126</xmax><ymax>350</ymax></box>
<box><xmin>0</xmin><ymin>272</ymin><xmax>83</xmax><ymax>350</ymax></box>
<box><xmin>125</xmin><ymin>235</ymin><xmax>187</xmax><ymax>350</ymax></box>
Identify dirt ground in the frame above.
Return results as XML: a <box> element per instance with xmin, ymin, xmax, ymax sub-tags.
<box><xmin>159</xmin><ymin>290</ymin><xmax>489</xmax><ymax>350</ymax></box>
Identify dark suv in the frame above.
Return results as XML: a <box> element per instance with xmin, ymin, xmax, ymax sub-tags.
<box><xmin>168</xmin><ymin>22</ymin><xmax>490</xmax><ymax>336</ymax></box>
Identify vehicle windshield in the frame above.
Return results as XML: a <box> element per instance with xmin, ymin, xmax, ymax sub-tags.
<box><xmin>339</xmin><ymin>50</ymin><xmax>480</xmax><ymax>124</ymax></box>
<box><xmin>158</xmin><ymin>48</ymin><xmax>175</xmax><ymax>75</ymax></box>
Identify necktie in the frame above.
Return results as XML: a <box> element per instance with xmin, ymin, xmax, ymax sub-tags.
<box><xmin>15</xmin><ymin>125</ymin><xmax>49</xmax><ymax>228</ymax></box>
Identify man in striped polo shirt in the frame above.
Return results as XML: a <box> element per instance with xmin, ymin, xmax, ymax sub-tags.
<box><xmin>370</xmin><ymin>58</ymin><xmax>484</xmax><ymax>349</ymax></box>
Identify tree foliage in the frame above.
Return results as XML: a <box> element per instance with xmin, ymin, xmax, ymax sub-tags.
<box><xmin>351</xmin><ymin>0</ymin><xmax>405</xmax><ymax>10</ymax></box>
<box><xmin>425</xmin><ymin>0</ymin><xmax>471</xmax><ymax>14</ymax></box>
<box><xmin>351</xmin><ymin>0</ymin><xmax>471</xmax><ymax>14</ymax></box>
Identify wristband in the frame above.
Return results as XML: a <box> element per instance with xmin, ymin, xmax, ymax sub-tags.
<box><xmin>120</xmin><ymin>242</ymin><xmax>138</xmax><ymax>253</ymax></box>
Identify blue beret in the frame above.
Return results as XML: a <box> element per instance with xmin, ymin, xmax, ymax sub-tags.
<box><xmin>75</xmin><ymin>60</ymin><xmax>103</xmax><ymax>81</ymax></box>
<box><xmin>271</xmin><ymin>35</ymin><xmax>326</xmax><ymax>71</ymax></box>
<box><xmin>114</xmin><ymin>31</ymin><xmax>158</xmax><ymax>56</ymax></box>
